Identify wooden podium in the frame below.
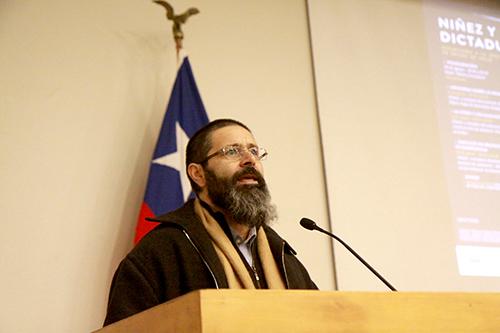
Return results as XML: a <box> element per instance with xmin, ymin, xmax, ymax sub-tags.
<box><xmin>95</xmin><ymin>290</ymin><xmax>500</xmax><ymax>332</ymax></box>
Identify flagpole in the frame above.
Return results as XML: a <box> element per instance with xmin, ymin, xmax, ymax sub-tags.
<box><xmin>177</xmin><ymin>49</ymin><xmax>188</xmax><ymax>67</ymax></box>
<box><xmin>134</xmin><ymin>3</ymin><xmax>206</xmax><ymax>243</ymax></box>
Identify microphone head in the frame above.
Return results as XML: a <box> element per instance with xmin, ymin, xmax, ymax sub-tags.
<box><xmin>300</xmin><ymin>217</ymin><xmax>317</xmax><ymax>231</ymax></box>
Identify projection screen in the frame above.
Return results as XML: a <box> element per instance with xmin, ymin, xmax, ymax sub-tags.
<box><xmin>308</xmin><ymin>0</ymin><xmax>500</xmax><ymax>291</ymax></box>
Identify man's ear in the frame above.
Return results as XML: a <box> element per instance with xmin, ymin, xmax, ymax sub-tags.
<box><xmin>187</xmin><ymin>163</ymin><xmax>206</xmax><ymax>188</ymax></box>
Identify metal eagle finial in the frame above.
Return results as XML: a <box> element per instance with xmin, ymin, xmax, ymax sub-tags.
<box><xmin>153</xmin><ymin>0</ymin><xmax>200</xmax><ymax>54</ymax></box>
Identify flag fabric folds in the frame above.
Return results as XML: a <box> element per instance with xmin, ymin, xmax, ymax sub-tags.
<box><xmin>134</xmin><ymin>57</ymin><xmax>209</xmax><ymax>243</ymax></box>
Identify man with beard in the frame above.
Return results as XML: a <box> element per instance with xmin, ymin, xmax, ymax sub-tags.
<box><xmin>103</xmin><ymin>119</ymin><xmax>317</xmax><ymax>326</ymax></box>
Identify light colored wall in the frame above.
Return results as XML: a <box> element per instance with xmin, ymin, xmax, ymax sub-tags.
<box><xmin>0</xmin><ymin>1</ymin><xmax>333</xmax><ymax>332</ymax></box>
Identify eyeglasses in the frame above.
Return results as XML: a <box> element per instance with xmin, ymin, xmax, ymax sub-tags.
<box><xmin>199</xmin><ymin>145</ymin><xmax>268</xmax><ymax>164</ymax></box>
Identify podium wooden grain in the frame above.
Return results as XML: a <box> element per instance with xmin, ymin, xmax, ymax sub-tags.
<box><xmin>94</xmin><ymin>289</ymin><xmax>500</xmax><ymax>332</ymax></box>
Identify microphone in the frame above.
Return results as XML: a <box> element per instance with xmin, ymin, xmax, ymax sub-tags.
<box><xmin>300</xmin><ymin>217</ymin><xmax>397</xmax><ymax>291</ymax></box>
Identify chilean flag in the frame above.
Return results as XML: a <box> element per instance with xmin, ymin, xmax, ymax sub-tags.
<box><xmin>134</xmin><ymin>57</ymin><xmax>209</xmax><ymax>243</ymax></box>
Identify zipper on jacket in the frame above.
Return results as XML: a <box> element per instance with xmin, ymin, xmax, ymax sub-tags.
<box><xmin>281</xmin><ymin>241</ymin><xmax>290</xmax><ymax>288</ymax></box>
<box><xmin>182</xmin><ymin>229</ymin><xmax>220</xmax><ymax>289</ymax></box>
<box><xmin>251</xmin><ymin>265</ymin><xmax>261</xmax><ymax>288</ymax></box>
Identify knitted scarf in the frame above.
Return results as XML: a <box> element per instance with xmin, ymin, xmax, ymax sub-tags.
<box><xmin>194</xmin><ymin>199</ymin><xmax>285</xmax><ymax>289</ymax></box>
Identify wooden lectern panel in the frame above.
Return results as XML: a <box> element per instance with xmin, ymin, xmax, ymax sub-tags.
<box><xmin>95</xmin><ymin>290</ymin><xmax>500</xmax><ymax>332</ymax></box>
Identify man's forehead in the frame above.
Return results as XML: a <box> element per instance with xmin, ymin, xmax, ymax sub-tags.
<box><xmin>209</xmin><ymin>125</ymin><xmax>257</xmax><ymax>148</ymax></box>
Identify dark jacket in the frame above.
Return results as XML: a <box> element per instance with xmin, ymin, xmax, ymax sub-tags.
<box><xmin>103</xmin><ymin>200</ymin><xmax>317</xmax><ymax>326</ymax></box>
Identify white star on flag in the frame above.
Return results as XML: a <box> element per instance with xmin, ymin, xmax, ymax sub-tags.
<box><xmin>152</xmin><ymin>122</ymin><xmax>191</xmax><ymax>201</ymax></box>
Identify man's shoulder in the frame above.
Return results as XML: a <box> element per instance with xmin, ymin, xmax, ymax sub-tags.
<box><xmin>262</xmin><ymin>225</ymin><xmax>298</xmax><ymax>256</ymax></box>
<box><xmin>152</xmin><ymin>199</ymin><xmax>197</xmax><ymax>225</ymax></box>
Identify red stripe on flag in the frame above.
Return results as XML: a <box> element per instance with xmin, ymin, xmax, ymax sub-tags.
<box><xmin>134</xmin><ymin>202</ymin><xmax>159</xmax><ymax>244</ymax></box>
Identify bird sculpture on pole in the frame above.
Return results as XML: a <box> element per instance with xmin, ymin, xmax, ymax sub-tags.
<box><xmin>153</xmin><ymin>0</ymin><xmax>200</xmax><ymax>55</ymax></box>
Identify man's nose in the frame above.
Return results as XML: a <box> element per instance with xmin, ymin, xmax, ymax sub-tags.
<box><xmin>239</xmin><ymin>149</ymin><xmax>256</xmax><ymax>166</ymax></box>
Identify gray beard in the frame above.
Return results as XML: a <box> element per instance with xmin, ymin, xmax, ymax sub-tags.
<box><xmin>205</xmin><ymin>166</ymin><xmax>277</xmax><ymax>228</ymax></box>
